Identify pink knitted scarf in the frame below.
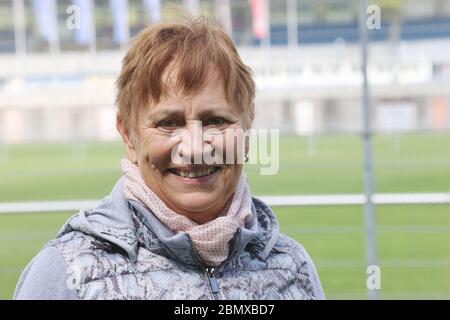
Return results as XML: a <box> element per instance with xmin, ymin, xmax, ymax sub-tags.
<box><xmin>121</xmin><ymin>159</ymin><xmax>253</xmax><ymax>266</ymax></box>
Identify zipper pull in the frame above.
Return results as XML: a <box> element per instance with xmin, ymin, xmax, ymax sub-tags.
<box><xmin>205</xmin><ymin>267</ymin><xmax>219</xmax><ymax>294</ymax></box>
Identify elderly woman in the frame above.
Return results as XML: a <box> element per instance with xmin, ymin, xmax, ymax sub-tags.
<box><xmin>14</xmin><ymin>16</ymin><xmax>324</xmax><ymax>300</ymax></box>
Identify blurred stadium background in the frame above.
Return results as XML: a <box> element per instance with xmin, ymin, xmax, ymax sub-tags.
<box><xmin>0</xmin><ymin>0</ymin><xmax>449</xmax><ymax>299</ymax></box>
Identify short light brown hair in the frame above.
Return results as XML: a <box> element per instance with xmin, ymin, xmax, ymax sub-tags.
<box><xmin>115</xmin><ymin>15</ymin><xmax>256</xmax><ymax>133</ymax></box>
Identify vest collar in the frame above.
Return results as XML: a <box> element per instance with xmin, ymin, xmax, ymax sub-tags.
<box><xmin>129</xmin><ymin>196</ymin><xmax>280</xmax><ymax>268</ymax></box>
<box><xmin>58</xmin><ymin>177</ymin><xmax>280</xmax><ymax>266</ymax></box>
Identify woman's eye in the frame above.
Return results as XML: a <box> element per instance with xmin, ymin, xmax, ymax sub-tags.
<box><xmin>158</xmin><ymin>119</ymin><xmax>181</xmax><ymax>128</ymax></box>
<box><xmin>204</xmin><ymin>117</ymin><xmax>226</xmax><ymax>127</ymax></box>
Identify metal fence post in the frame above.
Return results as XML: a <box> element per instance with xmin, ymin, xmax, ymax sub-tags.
<box><xmin>359</xmin><ymin>0</ymin><xmax>379</xmax><ymax>300</ymax></box>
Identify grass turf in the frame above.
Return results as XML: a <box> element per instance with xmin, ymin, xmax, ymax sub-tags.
<box><xmin>0</xmin><ymin>133</ymin><xmax>449</xmax><ymax>299</ymax></box>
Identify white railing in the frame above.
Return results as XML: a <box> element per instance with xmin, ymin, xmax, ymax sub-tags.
<box><xmin>1</xmin><ymin>192</ymin><xmax>449</xmax><ymax>214</ymax></box>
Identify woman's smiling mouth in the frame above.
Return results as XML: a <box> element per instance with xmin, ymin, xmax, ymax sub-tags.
<box><xmin>167</xmin><ymin>165</ymin><xmax>222</xmax><ymax>183</ymax></box>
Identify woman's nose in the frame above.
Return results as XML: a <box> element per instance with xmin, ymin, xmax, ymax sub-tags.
<box><xmin>177</xmin><ymin>121</ymin><xmax>213</xmax><ymax>164</ymax></box>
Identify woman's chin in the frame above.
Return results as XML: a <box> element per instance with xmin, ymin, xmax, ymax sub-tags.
<box><xmin>157</xmin><ymin>167</ymin><xmax>239</xmax><ymax>222</ymax></box>
<box><xmin>178</xmin><ymin>194</ymin><xmax>217</xmax><ymax>211</ymax></box>
<box><xmin>168</xmin><ymin>193</ymin><xmax>224</xmax><ymax>221</ymax></box>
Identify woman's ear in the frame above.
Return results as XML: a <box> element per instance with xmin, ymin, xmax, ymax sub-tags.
<box><xmin>116</xmin><ymin>115</ymin><xmax>138</xmax><ymax>164</ymax></box>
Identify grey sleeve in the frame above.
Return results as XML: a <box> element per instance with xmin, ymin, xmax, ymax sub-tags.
<box><xmin>304</xmin><ymin>251</ymin><xmax>325</xmax><ymax>300</ymax></box>
<box><xmin>296</xmin><ymin>244</ymin><xmax>325</xmax><ymax>300</ymax></box>
<box><xmin>14</xmin><ymin>246</ymin><xmax>79</xmax><ymax>300</ymax></box>
<box><xmin>280</xmin><ymin>234</ymin><xmax>326</xmax><ymax>300</ymax></box>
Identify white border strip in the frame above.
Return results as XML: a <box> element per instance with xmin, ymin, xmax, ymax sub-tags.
<box><xmin>0</xmin><ymin>193</ymin><xmax>449</xmax><ymax>214</ymax></box>
<box><xmin>0</xmin><ymin>200</ymin><xmax>100</xmax><ymax>214</ymax></box>
<box><xmin>261</xmin><ymin>193</ymin><xmax>450</xmax><ymax>206</ymax></box>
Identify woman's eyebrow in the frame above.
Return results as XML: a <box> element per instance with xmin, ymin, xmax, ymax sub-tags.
<box><xmin>147</xmin><ymin>107</ymin><xmax>184</xmax><ymax>119</ymax></box>
<box><xmin>198</xmin><ymin>108</ymin><xmax>233</xmax><ymax>118</ymax></box>
<box><xmin>147</xmin><ymin>104</ymin><xmax>236</xmax><ymax>119</ymax></box>
<box><xmin>198</xmin><ymin>102</ymin><xmax>240</xmax><ymax>116</ymax></box>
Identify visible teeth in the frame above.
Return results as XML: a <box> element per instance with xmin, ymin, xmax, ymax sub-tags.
<box><xmin>173</xmin><ymin>167</ymin><xmax>217</xmax><ymax>178</ymax></box>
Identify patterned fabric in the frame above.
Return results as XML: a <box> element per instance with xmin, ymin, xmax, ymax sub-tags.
<box><xmin>45</xmin><ymin>177</ymin><xmax>324</xmax><ymax>300</ymax></box>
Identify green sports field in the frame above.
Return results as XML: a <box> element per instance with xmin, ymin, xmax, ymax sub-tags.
<box><xmin>1</xmin><ymin>133</ymin><xmax>449</xmax><ymax>299</ymax></box>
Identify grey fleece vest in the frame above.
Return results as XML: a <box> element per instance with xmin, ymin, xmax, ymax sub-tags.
<box><xmin>45</xmin><ymin>179</ymin><xmax>324</xmax><ymax>300</ymax></box>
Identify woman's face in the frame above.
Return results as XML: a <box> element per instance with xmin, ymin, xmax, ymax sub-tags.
<box><xmin>118</xmin><ymin>66</ymin><xmax>247</xmax><ymax>224</ymax></box>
